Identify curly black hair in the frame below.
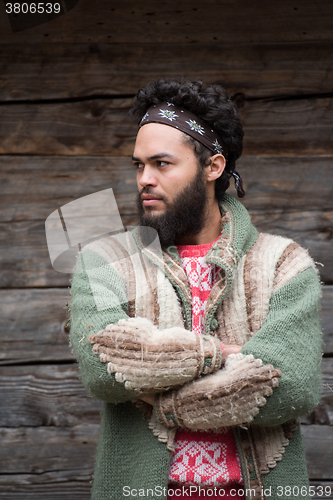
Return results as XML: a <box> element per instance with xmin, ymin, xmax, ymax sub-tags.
<box><xmin>129</xmin><ymin>78</ymin><xmax>244</xmax><ymax>199</ymax></box>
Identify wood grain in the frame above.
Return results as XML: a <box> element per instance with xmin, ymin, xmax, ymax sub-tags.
<box><xmin>1</xmin><ymin>155</ymin><xmax>333</xmax><ymax>223</ymax></box>
<box><xmin>1</xmin><ymin>213</ymin><xmax>332</xmax><ymax>287</ymax></box>
<box><xmin>0</xmin><ymin>287</ymin><xmax>332</xmax><ymax>365</ymax></box>
<box><xmin>0</xmin><ymin>361</ymin><xmax>331</xmax><ymax>428</ymax></box>
<box><xmin>0</xmin><ymin>424</ymin><xmax>99</xmax><ymax>474</ymax></box>
<box><xmin>0</xmin><ymin>289</ymin><xmax>73</xmax><ymax>365</ymax></box>
<box><xmin>302</xmin><ymin>425</ymin><xmax>333</xmax><ymax>479</ymax></box>
<box><xmin>1</xmin><ymin>42</ymin><xmax>332</xmax><ymax>101</ymax></box>
<box><xmin>1</xmin><ymin>97</ymin><xmax>333</xmax><ymax>156</ymax></box>
<box><xmin>1</xmin><ymin>0</ymin><xmax>333</xmax><ymax>44</ymax></box>
<box><xmin>0</xmin><ymin>424</ymin><xmax>331</xmax><ymax>499</ymax></box>
<box><xmin>0</xmin><ymin>364</ymin><xmax>102</xmax><ymax>427</ymax></box>
<box><xmin>1</xmin><ymin>155</ymin><xmax>332</xmax><ymax>285</ymax></box>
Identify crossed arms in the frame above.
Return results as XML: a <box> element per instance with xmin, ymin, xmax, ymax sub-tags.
<box><xmin>69</xmin><ymin>246</ymin><xmax>322</xmax><ymax>430</ymax></box>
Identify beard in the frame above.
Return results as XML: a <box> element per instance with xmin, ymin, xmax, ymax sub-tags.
<box><xmin>136</xmin><ymin>166</ymin><xmax>209</xmax><ymax>247</ymax></box>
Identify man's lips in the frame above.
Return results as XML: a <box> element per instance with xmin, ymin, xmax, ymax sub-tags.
<box><xmin>141</xmin><ymin>194</ymin><xmax>164</xmax><ymax>206</ymax></box>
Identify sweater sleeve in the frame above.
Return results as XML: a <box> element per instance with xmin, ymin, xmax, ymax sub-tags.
<box><xmin>240</xmin><ymin>264</ymin><xmax>323</xmax><ymax>425</ymax></box>
<box><xmin>154</xmin><ymin>265</ymin><xmax>323</xmax><ymax>429</ymax></box>
<box><xmin>69</xmin><ymin>246</ymin><xmax>223</xmax><ymax>403</ymax></box>
<box><xmin>69</xmin><ymin>246</ymin><xmax>138</xmax><ymax>404</ymax></box>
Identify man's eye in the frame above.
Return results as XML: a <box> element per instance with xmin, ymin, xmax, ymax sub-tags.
<box><xmin>157</xmin><ymin>161</ymin><xmax>169</xmax><ymax>166</ymax></box>
<box><xmin>134</xmin><ymin>162</ymin><xmax>144</xmax><ymax>169</ymax></box>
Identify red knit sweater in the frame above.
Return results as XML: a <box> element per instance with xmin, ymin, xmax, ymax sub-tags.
<box><xmin>167</xmin><ymin>237</ymin><xmax>243</xmax><ymax>496</ymax></box>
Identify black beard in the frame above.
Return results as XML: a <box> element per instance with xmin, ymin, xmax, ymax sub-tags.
<box><xmin>136</xmin><ymin>166</ymin><xmax>209</xmax><ymax>246</ymax></box>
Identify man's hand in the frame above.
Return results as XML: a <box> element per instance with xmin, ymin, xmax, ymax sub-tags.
<box><xmin>138</xmin><ymin>345</ymin><xmax>242</xmax><ymax>406</ymax></box>
<box><xmin>89</xmin><ymin>317</ymin><xmax>223</xmax><ymax>393</ymax></box>
<box><xmin>155</xmin><ymin>353</ymin><xmax>282</xmax><ymax>429</ymax></box>
<box><xmin>222</xmin><ymin>344</ymin><xmax>242</xmax><ymax>360</ymax></box>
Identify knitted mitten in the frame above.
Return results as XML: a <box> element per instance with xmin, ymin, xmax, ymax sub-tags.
<box><xmin>89</xmin><ymin>317</ymin><xmax>223</xmax><ymax>393</ymax></box>
<box><xmin>155</xmin><ymin>352</ymin><xmax>281</xmax><ymax>428</ymax></box>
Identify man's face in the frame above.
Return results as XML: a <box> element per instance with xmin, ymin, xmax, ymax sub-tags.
<box><xmin>132</xmin><ymin>123</ymin><xmax>210</xmax><ymax>246</ymax></box>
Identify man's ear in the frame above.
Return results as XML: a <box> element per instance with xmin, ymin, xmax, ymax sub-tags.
<box><xmin>205</xmin><ymin>154</ymin><xmax>226</xmax><ymax>182</ymax></box>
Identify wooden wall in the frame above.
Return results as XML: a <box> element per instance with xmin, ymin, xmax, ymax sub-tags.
<box><xmin>0</xmin><ymin>0</ymin><xmax>332</xmax><ymax>498</ymax></box>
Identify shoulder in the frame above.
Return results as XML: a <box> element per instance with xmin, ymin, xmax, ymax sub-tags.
<box><xmin>245</xmin><ymin>231</ymin><xmax>319</xmax><ymax>292</ymax></box>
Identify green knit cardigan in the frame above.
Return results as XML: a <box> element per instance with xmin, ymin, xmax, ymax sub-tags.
<box><xmin>69</xmin><ymin>194</ymin><xmax>322</xmax><ymax>500</ymax></box>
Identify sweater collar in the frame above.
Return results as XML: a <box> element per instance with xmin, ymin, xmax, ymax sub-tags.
<box><xmin>132</xmin><ymin>194</ymin><xmax>258</xmax><ymax>332</ymax></box>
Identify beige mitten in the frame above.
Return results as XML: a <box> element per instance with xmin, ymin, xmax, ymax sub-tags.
<box><xmin>155</xmin><ymin>352</ymin><xmax>282</xmax><ymax>429</ymax></box>
<box><xmin>89</xmin><ymin>317</ymin><xmax>223</xmax><ymax>393</ymax></box>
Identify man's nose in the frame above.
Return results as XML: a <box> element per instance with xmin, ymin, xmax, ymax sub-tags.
<box><xmin>138</xmin><ymin>165</ymin><xmax>158</xmax><ymax>187</ymax></box>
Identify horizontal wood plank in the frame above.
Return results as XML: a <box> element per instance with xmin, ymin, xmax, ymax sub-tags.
<box><xmin>1</xmin><ymin>42</ymin><xmax>332</xmax><ymax>101</ymax></box>
<box><xmin>1</xmin><ymin>212</ymin><xmax>332</xmax><ymax>286</ymax></box>
<box><xmin>0</xmin><ymin>479</ymin><xmax>332</xmax><ymax>500</ymax></box>
<box><xmin>0</xmin><ymin>424</ymin><xmax>99</xmax><ymax>474</ymax></box>
<box><xmin>1</xmin><ymin>155</ymin><xmax>332</xmax><ymax>285</ymax></box>
<box><xmin>0</xmin><ymin>360</ymin><xmax>331</xmax><ymax>428</ymax></box>
<box><xmin>0</xmin><ymin>472</ymin><xmax>93</xmax><ymax>500</ymax></box>
<box><xmin>1</xmin><ymin>155</ymin><xmax>333</xmax><ymax>222</ymax></box>
<box><xmin>0</xmin><ymin>287</ymin><xmax>332</xmax><ymax>364</ymax></box>
<box><xmin>0</xmin><ymin>289</ymin><xmax>73</xmax><ymax>364</ymax></box>
<box><xmin>1</xmin><ymin>97</ymin><xmax>333</xmax><ymax>156</ymax></box>
<box><xmin>0</xmin><ymin>424</ymin><xmax>331</xmax><ymax>499</ymax></box>
<box><xmin>302</xmin><ymin>425</ymin><xmax>333</xmax><ymax>479</ymax></box>
<box><xmin>0</xmin><ymin>156</ymin><xmax>138</xmax><ymax>223</ymax></box>
<box><xmin>0</xmin><ymin>364</ymin><xmax>102</xmax><ymax>427</ymax></box>
<box><xmin>1</xmin><ymin>0</ymin><xmax>333</xmax><ymax>44</ymax></box>
<box><xmin>309</xmin><ymin>483</ymin><xmax>333</xmax><ymax>500</ymax></box>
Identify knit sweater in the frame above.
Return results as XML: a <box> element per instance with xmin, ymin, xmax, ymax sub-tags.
<box><xmin>169</xmin><ymin>238</ymin><xmax>243</xmax><ymax>489</ymax></box>
<box><xmin>69</xmin><ymin>193</ymin><xmax>323</xmax><ymax>500</ymax></box>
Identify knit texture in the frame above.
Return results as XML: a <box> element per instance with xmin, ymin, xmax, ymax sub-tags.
<box><xmin>69</xmin><ymin>193</ymin><xmax>322</xmax><ymax>500</ymax></box>
<box><xmin>169</xmin><ymin>238</ymin><xmax>242</xmax><ymax>487</ymax></box>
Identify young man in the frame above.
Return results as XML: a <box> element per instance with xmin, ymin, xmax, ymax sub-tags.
<box><xmin>69</xmin><ymin>79</ymin><xmax>322</xmax><ymax>500</ymax></box>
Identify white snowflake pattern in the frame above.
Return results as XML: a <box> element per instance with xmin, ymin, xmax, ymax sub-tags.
<box><xmin>192</xmin><ymin>296</ymin><xmax>201</xmax><ymax>316</ymax></box>
<box><xmin>158</xmin><ymin>109</ymin><xmax>178</xmax><ymax>121</ymax></box>
<box><xmin>185</xmin><ymin>119</ymin><xmax>205</xmax><ymax>136</ymax></box>
<box><xmin>141</xmin><ymin>111</ymin><xmax>149</xmax><ymax>121</ymax></box>
<box><xmin>213</xmin><ymin>138</ymin><xmax>224</xmax><ymax>154</ymax></box>
<box><xmin>169</xmin><ymin>441</ymin><xmax>229</xmax><ymax>485</ymax></box>
<box><xmin>166</xmin><ymin>102</ymin><xmax>175</xmax><ymax>106</ymax></box>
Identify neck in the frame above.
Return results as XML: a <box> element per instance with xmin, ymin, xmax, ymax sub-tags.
<box><xmin>175</xmin><ymin>197</ymin><xmax>221</xmax><ymax>245</ymax></box>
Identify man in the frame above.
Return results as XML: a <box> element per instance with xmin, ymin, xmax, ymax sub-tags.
<box><xmin>69</xmin><ymin>79</ymin><xmax>322</xmax><ymax>500</ymax></box>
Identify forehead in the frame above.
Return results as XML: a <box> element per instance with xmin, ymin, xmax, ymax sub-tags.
<box><xmin>133</xmin><ymin>122</ymin><xmax>193</xmax><ymax>158</ymax></box>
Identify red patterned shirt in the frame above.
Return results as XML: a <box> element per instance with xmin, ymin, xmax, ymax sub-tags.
<box><xmin>168</xmin><ymin>236</ymin><xmax>243</xmax><ymax>488</ymax></box>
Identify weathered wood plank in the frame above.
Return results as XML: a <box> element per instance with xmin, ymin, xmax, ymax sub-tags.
<box><xmin>1</xmin><ymin>156</ymin><xmax>333</xmax><ymax>223</ymax></box>
<box><xmin>0</xmin><ymin>361</ymin><xmax>331</xmax><ymax>428</ymax></box>
<box><xmin>0</xmin><ymin>480</ymin><xmax>331</xmax><ymax>500</ymax></box>
<box><xmin>1</xmin><ymin>0</ymin><xmax>333</xmax><ymax>44</ymax></box>
<box><xmin>310</xmin><ymin>483</ymin><xmax>333</xmax><ymax>500</ymax></box>
<box><xmin>1</xmin><ymin>42</ymin><xmax>332</xmax><ymax>101</ymax></box>
<box><xmin>0</xmin><ymin>364</ymin><xmax>102</xmax><ymax>427</ymax></box>
<box><xmin>0</xmin><ymin>212</ymin><xmax>332</xmax><ymax>286</ymax></box>
<box><xmin>240</xmin><ymin>97</ymin><xmax>333</xmax><ymax>156</ymax></box>
<box><xmin>0</xmin><ymin>424</ymin><xmax>331</xmax><ymax>498</ymax></box>
<box><xmin>300</xmin><ymin>359</ymin><xmax>333</xmax><ymax>426</ymax></box>
<box><xmin>1</xmin><ymin>212</ymin><xmax>332</xmax><ymax>287</ymax></box>
<box><xmin>1</xmin><ymin>155</ymin><xmax>332</xmax><ymax>285</ymax></box>
<box><xmin>0</xmin><ymin>216</ymin><xmax>139</xmax><ymax>288</ymax></box>
<box><xmin>0</xmin><ymin>289</ymin><xmax>73</xmax><ymax>365</ymax></box>
<box><xmin>0</xmin><ymin>473</ymin><xmax>92</xmax><ymax>500</ymax></box>
<box><xmin>0</xmin><ymin>424</ymin><xmax>99</xmax><ymax>474</ymax></box>
<box><xmin>1</xmin><ymin>97</ymin><xmax>333</xmax><ymax>156</ymax></box>
<box><xmin>1</xmin><ymin>287</ymin><xmax>332</xmax><ymax>365</ymax></box>
<box><xmin>0</xmin><ymin>156</ymin><xmax>138</xmax><ymax>223</ymax></box>
<box><xmin>302</xmin><ymin>425</ymin><xmax>333</xmax><ymax>479</ymax></box>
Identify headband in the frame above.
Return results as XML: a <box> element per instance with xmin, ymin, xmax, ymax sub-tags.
<box><xmin>138</xmin><ymin>102</ymin><xmax>245</xmax><ymax>198</ymax></box>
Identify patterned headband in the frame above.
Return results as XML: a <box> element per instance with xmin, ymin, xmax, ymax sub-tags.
<box><xmin>138</xmin><ymin>102</ymin><xmax>245</xmax><ymax>198</ymax></box>
<box><xmin>138</xmin><ymin>102</ymin><xmax>227</xmax><ymax>156</ymax></box>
